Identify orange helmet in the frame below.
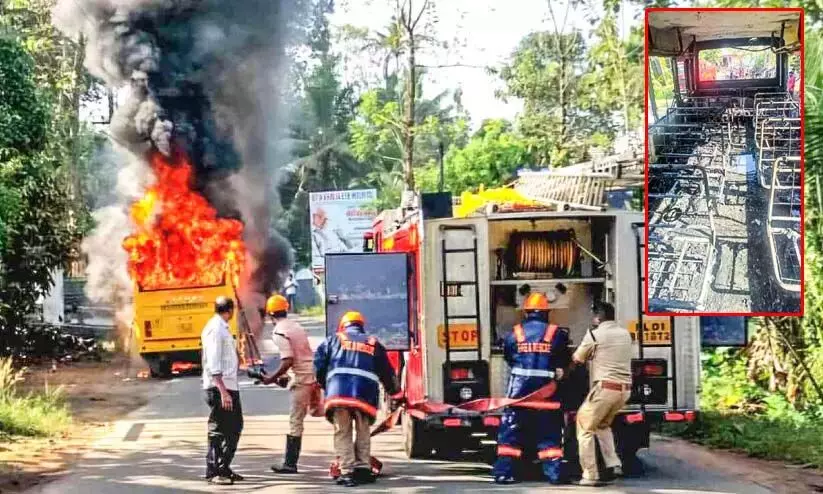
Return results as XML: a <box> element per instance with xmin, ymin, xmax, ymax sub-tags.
<box><xmin>338</xmin><ymin>311</ymin><xmax>365</xmax><ymax>331</ymax></box>
<box><xmin>266</xmin><ymin>294</ymin><xmax>289</xmax><ymax>314</ymax></box>
<box><xmin>523</xmin><ymin>292</ymin><xmax>550</xmax><ymax>311</ymax></box>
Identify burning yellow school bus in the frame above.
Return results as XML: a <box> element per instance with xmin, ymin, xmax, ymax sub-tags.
<box><xmin>122</xmin><ymin>151</ymin><xmax>246</xmax><ymax>377</ymax></box>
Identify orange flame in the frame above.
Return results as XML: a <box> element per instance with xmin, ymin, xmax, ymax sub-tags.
<box><xmin>122</xmin><ymin>151</ymin><xmax>245</xmax><ymax>291</ymax></box>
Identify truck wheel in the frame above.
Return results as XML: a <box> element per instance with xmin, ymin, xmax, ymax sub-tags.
<box><xmin>149</xmin><ymin>358</ymin><xmax>172</xmax><ymax>379</ymax></box>
<box><xmin>402</xmin><ymin>411</ymin><xmax>430</xmax><ymax>459</ymax></box>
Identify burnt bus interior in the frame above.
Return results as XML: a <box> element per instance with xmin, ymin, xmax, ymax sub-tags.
<box><xmin>647</xmin><ymin>10</ymin><xmax>802</xmax><ymax>313</ymax></box>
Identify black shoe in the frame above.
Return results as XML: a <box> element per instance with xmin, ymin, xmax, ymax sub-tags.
<box><xmin>336</xmin><ymin>474</ymin><xmax>358</xmax><ymax>487</ymax></box>
<box><xmin>227</xmin><ymin>471</ymin><xmax>244</xmax><ymax>482</ymax></box>
<box><xmin>271</xmin><ymin>463</ymin><xmax>298</xmax><ymax>474</ymax></box>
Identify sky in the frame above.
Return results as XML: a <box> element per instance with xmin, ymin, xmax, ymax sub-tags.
<box><xmin>329</xmin><ymin>0</ymin><xmax>644</xmax><ymax>127</ymax></box>
<box><xmin>82</xmin><ymin>1</ymin><xmax>643</xmax><ymax>129</ymax></box>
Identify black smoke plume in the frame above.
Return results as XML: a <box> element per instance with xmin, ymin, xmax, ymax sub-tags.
<box><xmin>53</xmin><ymin>0</ymin><xmax>303</xmax><ymax>324</ymax></box>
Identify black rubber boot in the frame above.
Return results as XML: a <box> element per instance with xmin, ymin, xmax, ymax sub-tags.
<box><xmin>271</xmin><ymin>435</ymin><xmax>301</xmax><ymax>474</ymax></box>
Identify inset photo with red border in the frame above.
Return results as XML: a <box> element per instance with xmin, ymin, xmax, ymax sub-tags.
<box><xmin>644</xmin><ymin>8</ymin><xmax>804</xmax><ymax>316</ymax></box>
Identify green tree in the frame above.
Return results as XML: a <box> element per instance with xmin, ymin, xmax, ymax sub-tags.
<box><xmin>0</xmin><ymin>0</ymin><xmax>105</xmax><ymax>236</ymax></box>
<box><xmin>497</xmin><ymin>28</ymin><xmax>590</xmax><ymax>167</ymax></box>
<box><xmin>278</xmin><ymin>0</ymin><xmax>361</xmax><ymax>267</ymax></box>
<box><xmin>416</xmin><ymin>119</ymin><xmax>532</xmax><ymax>194</ymax></box>
<box><xmin>341</xmin><ymin>0</ymin><xmax>462</xmax><ymax>193</ymax></box>
<box><xmin>585</xmin><ymin>0</ymin><xmax>643</xmax><ymax>134</ymax></box>
<box><xmin>348</xmin><ymin>86</ymin><xmax>468</xmax><ymax>208</ymax></box>
<box><xmin>0</xmin><ymin>37</ymin><xmax>76</xmax><ymax>354</ymax></box>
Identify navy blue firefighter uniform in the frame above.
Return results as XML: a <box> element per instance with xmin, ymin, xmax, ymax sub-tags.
<box><xmin>492</xmin><ymin>292</ymin><xmax>570</xmax><ymax>484</ymax></box>
<box><xmin>314</xmin><ymin>311</ymin><xmax>399</xmax><ymax>487</ymax></box>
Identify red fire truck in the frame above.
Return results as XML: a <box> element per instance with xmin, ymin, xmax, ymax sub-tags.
<box><xmin>322</xmin><ymin>163</ymin><xmax>709</xmax><ymax>472</ymax></box>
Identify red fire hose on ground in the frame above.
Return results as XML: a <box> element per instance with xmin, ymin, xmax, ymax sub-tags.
<box><xmin>327</xmin><ymin>382</ymin><xmax>561</xmax><ymax>479</ymax></box>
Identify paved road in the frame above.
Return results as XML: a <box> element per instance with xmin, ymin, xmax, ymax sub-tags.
<box><xmin>29</xmin><ymin>317</ymin><xmax>775</xmax><ymax>494</ymax></box>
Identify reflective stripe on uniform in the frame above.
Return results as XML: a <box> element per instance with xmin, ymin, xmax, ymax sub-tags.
<box><xmin>538</xmin><ymin>447</ymin><xmax>563</xmax><ymax>460</ymax></box>
<box><xmin>542</xmin><ymin>324</ymin><xmax>558</xmax><ymax>343</ymax></box>
<box><xmin>323</xmin><ymin>396</ymin><xmax>378</xmax><ymax>417</ymax></box>
<box><xmin>511</xmin><ymin>367</ymin><xmax>554</xmax><ymax>378</ymax></box>
<box><xmin>327</xmin><ymin>367</ymin><xmax>380</xmax><ymax>383</ymax></box>
<box><xmin>497</xmin><ymin>445</ymin><xmax>522</xmax><ymax>458</ymax></box>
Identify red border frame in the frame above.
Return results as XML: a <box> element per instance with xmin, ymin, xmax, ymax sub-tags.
<box><xmin>644</xmin><ymin>7</ymin><xmax>805</xmax><ymax>317</ymax></box>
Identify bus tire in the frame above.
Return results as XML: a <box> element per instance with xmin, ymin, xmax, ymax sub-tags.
<box><xmin>402</xmin><ymin>411</ymin><xmax>430</xmax><ymax>459</ymax></box>
<box><xmin>148</xmin><ymin>357</ymin><xmax>172</xmax><ymax>379</ymax></box>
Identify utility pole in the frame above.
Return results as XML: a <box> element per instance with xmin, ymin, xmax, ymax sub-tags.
<box><xmin>437</xmin><ymin>140</ymin><xmax>445</xmax><ymax>192</ymax></box>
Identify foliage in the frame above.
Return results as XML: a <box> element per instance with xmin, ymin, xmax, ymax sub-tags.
<box><xmin>662</xmin><ymin>349</ymin><xmax>823</xmax><ymax>468</ymax></box>
<box><xmin>416</xmin><ymin>119</ymin><xmax>533</xmax><ymax>194</ymax></box>
<box><xmin>278</xmin><ymin>0</ymin><xmax>361</xmax><ymax>267</ymax></box>
<box><xmin>0</xmin><ymin>37</ymin><xmax>76</xmax><ymax>356</ymax></box>
<box><xmin>348</xmin><ymin>84</ymin><xmax>468</xmax><ymax>209</ymax></box>
<box><xmin>298</xmin><ymin>304</ymin><xmax>325</xmax><ymax>317</ymax></box>
<box><xmin>0</xmin><ymin>38</ymin><xmax>48</xmax><ymax>156</ymax></box>
<box><xmin>585</xmin><ymin>15</ymin><xmax>643</xmax><ymax>134</ymax></box>
<box><xmin>0</xmin><ymin>358</ymin><xmax>71</xmax><ymax>437</ymax></box>
<box><xmin>498</xmin><ymin>30</ymin><xmax>590</xmax><ymax>167</ymax></box>
<box><xmin>663</xmin><ymin>411</ymin><xmax>823</xmax><ymax>468</ymax></box>
<box><xmin>0</xmin><ymin>0</ymin><xmax>104</xmax><ymax>235</ymax></box>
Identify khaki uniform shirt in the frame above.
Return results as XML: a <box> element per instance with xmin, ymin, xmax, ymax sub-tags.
<box><xmin>272</xmin><ymin>319</ymin><xmax>316</xmax><ymax>385</ymax></box>
<box><xmin>572</xmin><ymin>320</ymin><xmax>632</xmax><ymax>385</ymax></box>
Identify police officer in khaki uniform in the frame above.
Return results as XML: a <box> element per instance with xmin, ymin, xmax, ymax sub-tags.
<box><xmin>572</xmin><ymin>301</ymin><xmax>632</xmax><ymax>486</ymax></box>
<box><xmin>261</xmin><ymin>294</ymin><xmax>317</xmax><ymax>474</ymax></box>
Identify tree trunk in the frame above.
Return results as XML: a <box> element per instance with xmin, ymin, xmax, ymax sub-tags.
<box><xmin>70</xmin><ymin>36</ymin><xmax>86</xmax><ymax>211</ymax></box>
<box><xmin>403</xmin><ymin>31</ymin><xmax>416</xmax><ymax>191</ymax></box>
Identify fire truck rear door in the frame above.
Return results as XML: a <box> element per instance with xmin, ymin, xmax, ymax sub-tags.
<box><xmin>323</xmin><ymin>252</ymin><xmax>411</xmax><ymax>352</ymax></box>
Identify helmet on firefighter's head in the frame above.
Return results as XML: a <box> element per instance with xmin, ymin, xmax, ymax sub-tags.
<box><xmin>523</xmin><ymin>292</ymin><xmax>550</xmax><ymax>311</ymax></box>
<box><xmin>266</xmin><ymin>294</ymin><xmax>289</xmax><ymax>315</ymax></box>
<box><xmin>215</xmin><ymin>296</ymin><xmax>235</xmax><ymax>314</ymax></box>
<box><xmin>338</xmin><ymin>311</ymin><xmax>366</xmax><ymax>331</ymax></box>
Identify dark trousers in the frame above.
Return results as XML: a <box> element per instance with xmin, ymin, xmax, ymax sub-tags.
<box><xmin>287</xmin><ymin>294</ymin><xmax>297</xmax><ymax>312</ymax></box>
<box><xmin>493</xmin><ymin>407</ymin><xmax>564</xmax><ymax>482</ymax></box>
<box><xmin>205</xmin><ymin>388</ymin><xmax>243</xmax><ymax>477</ymax></box>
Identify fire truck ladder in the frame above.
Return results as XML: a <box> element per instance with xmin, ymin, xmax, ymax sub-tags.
<box><xmin>632</xmin><ymin>222</ymin><xmax>678</xmax><ymax>412</ymax></box>
<box><xmin>512</xmin><ymin>149</ymin><xmax>643</xmax><ymax>212</ymax></box>
<box><xmin>439</xmin><ymin>225</ymin><xmax>487</xmax><ymax>402</ymax></box>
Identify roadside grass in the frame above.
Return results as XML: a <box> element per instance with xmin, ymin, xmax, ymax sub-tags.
<box><xmin>662</xmin><ymin>411</ymin><xmax>823</xmax><ymax>468</ymax></box>
<box><xmin>661</xmin><ymin>349</ymin><xmax>823</xmax><ymax>468</ymax></box>
<box><xmin>0</xmin><ymin>358</ymin><xmax>71</xmax><ymax>437</ymax></box>
<box><xmin>299</xmin><ymin>305</ymin><xmax>325</xmax><ymax>317</ymax></box>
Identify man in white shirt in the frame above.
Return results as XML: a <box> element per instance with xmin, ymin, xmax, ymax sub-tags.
<box><xmin>283</xmin><ymin>274</ymin><xmax>298</xmax><ymax>313</ymax></box>
<box><xmin>261</xmin><ymin>294</ymin><xmax>317</xmax><ymax>474</ymax></box>
<box><xmin>201</xmin><ymin>296</ymin><xmax>243</xmax><ymax>485</ymax></box>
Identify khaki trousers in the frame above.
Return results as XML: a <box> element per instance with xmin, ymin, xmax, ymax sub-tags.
<box><xmin>576</xmin><ymin>383</ymin><xmax>631</xmax><ymax>480</ymax></box>
<box><xmin>289</xmin><ymin>384</ymin><xmax>313</xmax><ymax>437</ymax></box>
<box><xmin>332</xmin><ymin>408</ymin><xmax>371</xmax><ymax>474</ymax></box>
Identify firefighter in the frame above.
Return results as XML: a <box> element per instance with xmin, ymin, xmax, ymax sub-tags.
<box><xmin>492</xmin><ymin>292</ymin><xmax>570</xmax><ymax>485</ymax></box>
<box><xmin>313</xmin><ymin>311</ymin><xmax>400</xmax><ymax>487</ymax></box>
<box><xmin>260</xmin><ymin>294</ymin><xmax>316</xmax><ymax>474</ymax></box>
